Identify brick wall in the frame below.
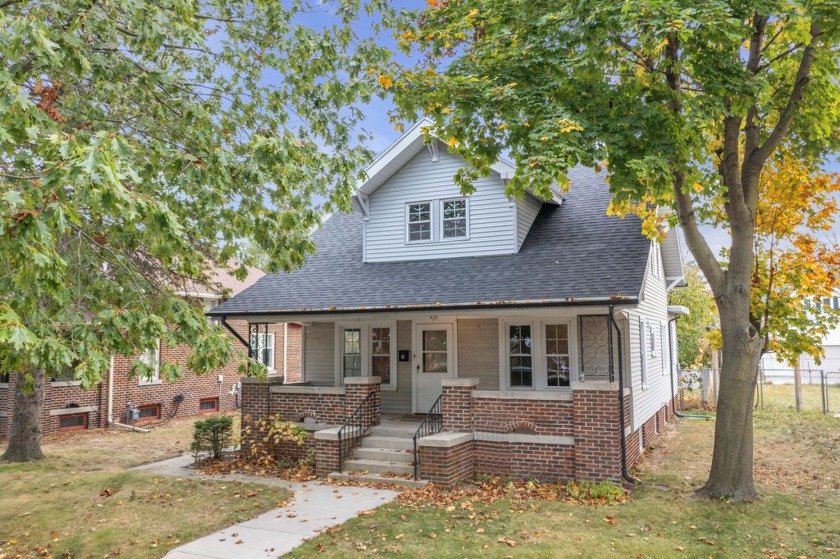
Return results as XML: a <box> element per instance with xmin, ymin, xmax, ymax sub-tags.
<box><xmin>470</xmin><ymin>396</ymin><xmax>574</xmax><ymax>437</ymax></box>
<box><xmin>419</xmin><ymin>440</ymin><xmax>474</xmax><ymax>486</ymax></box>
<box><xmin>473</xmin><ymin>441</ymin><xmax>575</xmax><ymax>482</ymax></box>
<box><xmin>0</xmin><ymin>320</ymin><xmax>303</xmax><ymax>438</ymax></box>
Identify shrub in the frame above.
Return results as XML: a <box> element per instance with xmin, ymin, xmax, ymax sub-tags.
<box><xmin>191</xmin><ymin>415</ymin><xmax>234</xmax><ymax>460</ymax></box>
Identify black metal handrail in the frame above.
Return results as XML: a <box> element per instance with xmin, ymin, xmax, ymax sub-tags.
<box><xmin>412</xmin><ymin>395</ymin><xmax>443</xmax><ymax>480</ymax></box>
<box><xmin>337</xmin><ymin>391</ymin><xmax>377</xmax><ymax>472</ymax></box>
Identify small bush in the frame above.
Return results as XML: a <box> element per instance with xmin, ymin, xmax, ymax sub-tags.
<box><xmin>191</xmin><ymin>415</ymin><xmax>234</xmax><ymax>460</ymax></box>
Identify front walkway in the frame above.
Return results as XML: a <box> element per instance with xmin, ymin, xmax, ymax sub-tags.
<box><xmin>133</xmin><ymin>454</ymin><xmax>400</xmax><ymax>559</ymax></box>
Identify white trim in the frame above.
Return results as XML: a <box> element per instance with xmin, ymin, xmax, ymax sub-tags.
<box><xmin>138</xmin><ymin>339</ymin><xmax>161</xmax><ymax>385</ymax></box>
<box><xmin>49</xmin><ymin>406</ymin><xmax>98</xmax><ymax>416</ymax></box>
<box><xmin>251</xmin><ymin>332</ymin><xmax>276</xmax><ymax>374</ymax></box>
<box><xmin>334</xmin><ymin>320</ymin><xmax>398</xmax><ymax>390</ymax></box>
<box><xmin>640</xmin><ymin>317</ymin><xmax>649</xmax><ymax>390</ymax></box>
<box><xmin>498</xmin><ymin>318</ymin><xmax>575</xmax><ymax>391</ymax></box>
<box><xmin>472</xmin><ymin>390</ymin><xmax>572</xmax><ymax>401</ymax></box>
<box><xmin>412</xmin><ymin>318</ymin><xmax>458</xmax><ymax>413</ymax></box>
<box><xmin>405</xmin><ymin>200</ymin><xmax>433</xmax><ymax>244</ymax></box>
<box><xmin>439</xmin><ymin>197</ymin><xmax>470</xmax><ymax>241</ymax></box>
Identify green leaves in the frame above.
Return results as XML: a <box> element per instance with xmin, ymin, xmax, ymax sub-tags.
<box><xmin>0</xmin><ymin>0</ymin><xmax>393</xmax><ymax>386</ymax></box>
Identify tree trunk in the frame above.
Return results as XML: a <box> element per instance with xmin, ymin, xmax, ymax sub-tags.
<box><xmin>700</xmin><ymin>295</ymin><xmax>762</xmax><ymax>501</ymax></box>
<box><xmin>794</xmin><ymin>365</ymin><xmax>802</xmax><ymax>412</ymax></box>
<box><xmin>1</xmin><ymin>369</ymin><xmax>45</xmax><ymax>462</ymax></box>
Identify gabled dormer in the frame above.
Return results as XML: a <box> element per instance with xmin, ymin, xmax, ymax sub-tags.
<box><xmin>352</xmin><ymin>120</ymin><xmax>561</xmax><ymax>263</ymax></box>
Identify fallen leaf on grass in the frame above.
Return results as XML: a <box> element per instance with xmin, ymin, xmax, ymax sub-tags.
<box><xmin>498</xmin><ymin>537</ymin><xmax>518</xmax><ymax>547</ymax></box>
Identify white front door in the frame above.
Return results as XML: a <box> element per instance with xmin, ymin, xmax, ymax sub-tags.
<box><xmin>414</xmin><ymin>324</ymin><xmax>454</xmax><ymax>413</ymax></box>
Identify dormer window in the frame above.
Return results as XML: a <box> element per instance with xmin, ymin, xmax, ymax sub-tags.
<box><xmin>442</xmin><ymin>198</ymin><xmax>468</xmax><ymax>239</ymax></box>
<box><xmin>407</xmin><ymin>202</ymin><xmax>432</xmax><ymax>242</ymax></box>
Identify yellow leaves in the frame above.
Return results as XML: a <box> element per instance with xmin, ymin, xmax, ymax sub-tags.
<box><xmin>556</xmin><ymin>119</ymin><xmax>583</xmax><ymax>133</ymax></box>
<box><xmin>692</xmin><ymin>182</ymin><xmax>703</xmax><ymax>192</ymax></box>
<box><xmin>377</xmin><ymin>75</ymin><xmax>393</xmax><ymax>89</ymax></box>
<box><xmin>445</xmin><ymin>137</ymin><xmax>459</xmax><ymax>147</ymax></box>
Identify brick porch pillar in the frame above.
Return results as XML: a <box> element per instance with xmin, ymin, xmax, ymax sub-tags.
<box><xmin>441</xmin><ymin>378</ymin><xmax>479</xmax><ymax>432</ymax></box>
<box><xmin>239</xmin><ymin>377</ymin><xmax>283</xmax><ymax>453</ymax></box>
<box><xmin>572</xmin><ymin>384</ymin><xmax>626</xmax><ymax>482</ymax></box>
<box><xmin>343</xmin><ymin>376</ymin><xmax>381</xmax><ymax>426</ymax></box>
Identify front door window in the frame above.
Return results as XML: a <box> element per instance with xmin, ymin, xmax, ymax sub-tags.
<box><xmin>422</xmin><ymin>330</ymin><xmax>448</xmax><ymax>373</ymax></box>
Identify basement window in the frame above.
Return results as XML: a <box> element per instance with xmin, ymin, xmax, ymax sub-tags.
<box><xmin>58</xmin><ymin>413</ymin><xmax>88</xmax><ymax>432</ymax></box>
<box><xmin>199</xmin><ymin>398</ymin><xmax>219</xmax><ymax>413</ymax></box>
<box><xmin>137</xmin><ymin>404</ymin><xmax>161</xmax><ymax>421</ymax></box>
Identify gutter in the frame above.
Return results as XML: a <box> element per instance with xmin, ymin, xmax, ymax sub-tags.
<box><xmin>208</xmin><ymin>296</ymin><xmax>640</xmax><ymax>319</ymax></box>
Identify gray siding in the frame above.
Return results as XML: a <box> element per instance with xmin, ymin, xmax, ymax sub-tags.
<box><xmin>457</xmin><ymin>318</ymin><xmax>500</xmax><ymax>390</ymax></box>
<box><xmin>627</xmin><ymin>244</ymin><xmax>672</xmax><ymax>431</ymax></box>
<box><xmin>381</xmin><ymin>320</ymin><xmax>413</xmax><ymax>414</ymax></box>
<box><xmin>364</xmin><ymin>143</ymin><xmax>516</xmax><ymax>262</ymax></box>
<box><xmin>303</xmin><ymin>322</ymin><xmax>335</xmax><ymax>386</ymax></box>
<box><xmin>515</xmin><ymin>193</ymin><xmax>543</xmax><ymax>251</ymax></box>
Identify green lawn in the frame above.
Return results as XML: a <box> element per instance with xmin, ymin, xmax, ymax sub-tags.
<box><xmin>0</xmin><ymin>413</ymin><xmax>289</xmax><ymax>559</ymax></box>
<box><xmin>289</xmin><ymin>407</ymin><xmax>839</xmax><ymax>559</ymax></box>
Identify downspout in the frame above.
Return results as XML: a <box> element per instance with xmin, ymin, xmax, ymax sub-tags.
<box><xmin>667</xmin><ymin>316</ymin><xmax>707</xmax><ymax>419</ymax></box>
<box><xmin>107</xmin><ymin>355</ymin><xmax>151</xmax><ymax>433</ymax></box>
<box><xmin>609</xmin><ymin>305</ymin><xmax>640</xmax><ymax>485</ymax></box>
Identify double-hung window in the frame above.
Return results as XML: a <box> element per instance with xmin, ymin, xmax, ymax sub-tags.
<box><xmin>441</xmin><ymin>198</ymin><xmax>468</xmax><ymax>239</ymax></box>
<box><xmin>338</xmin><ymin>323</ymin><xmax>396</xmax><ymax>388</ymax></box>
<box><xmin>250</xmin><ymin>332</ymin><xmax>275</xmax><ymax>371</ymax></box>
<box><xmin>342</xmin><ymin>328</ymin><xmax>362</xmax><ymax>377</ymax></box>
<box><xmin>138</xmin><ymin>340</ymin><xmax>161</xmax><ymax>385</ymax></box>
<box><xmin>407</xmin><ymin>202</ymin><xmax>431</xmax><ymax>242</ymax></box>
<box><xmin>508</xmin><ymin>324</ymin><xmax>533</xmax><ymax>388</ymax></box>
<box><xmin>544</xmin><ymin>324</ymin><xmax>571</xmax><ymax>388</ymax></box>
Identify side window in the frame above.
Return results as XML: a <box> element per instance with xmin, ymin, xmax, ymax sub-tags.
<box><xmin>441</xmin><ymin>198</ymin><xmax>468</xmax><ymax>239</ymax></box>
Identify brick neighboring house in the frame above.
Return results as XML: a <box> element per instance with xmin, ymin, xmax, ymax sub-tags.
<box><xmin>209</xmin><ymin>120</ymin><xmax>690</xmax><ymax>486</ymax></box>
<box><xmin>0</xmin><ymin>267</ymin><xmax>302</xmax><ymax>438</ymax></box>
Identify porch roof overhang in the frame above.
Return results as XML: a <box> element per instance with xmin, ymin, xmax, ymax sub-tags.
<box><xmin>211</xmin><ymin>296</ymin><xmax>639</xmax><ymax>322</ymax></box>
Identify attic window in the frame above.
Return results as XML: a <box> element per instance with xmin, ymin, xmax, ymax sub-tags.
<box><xmin>407</xmin><ymin>202</ymin><xmax>431</xmax><ymax>242</ymax></box>
<box><xmin>442</xmin><ymin>198</ymin><xmax>468</xmax><ymax>239</ymax></box>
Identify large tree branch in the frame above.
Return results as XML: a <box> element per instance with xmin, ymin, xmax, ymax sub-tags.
<box><xmin>748</xmin><ymin>22</ymin><xmax>822</xmax><ymax>169</ymax></box>
<box><xmin>674</xmin><ymin>184</ymin><xmax>725</xmax><ymax>293</ymax></box>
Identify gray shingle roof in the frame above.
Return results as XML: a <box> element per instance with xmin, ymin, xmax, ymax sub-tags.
<box><xmin>210</xmin><ymin>167</ymin><xmax>649</xmax><ymax>316</ymax></box>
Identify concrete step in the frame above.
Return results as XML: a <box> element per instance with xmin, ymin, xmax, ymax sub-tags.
<box><xmin>360</xmin><ymin>436</ymin><xmax>414</xmax><ymax>451</ymax></box>
<box><xmin>369</xmin><ymin>425</ymin><xmax>418</xmax><ymax>438</ymax></box>
<box><xmin>342</xmin><ymin>458</ymin><xmax>414</xmax><ymax>476</ymax></box>
<box><xmin>353</xmin><ymin>447</ymin><xmax>414</xmax><ymax>464</ymax></box>
<box><xmin>328</xmin><ymin>471</ymin><xmax>428</xmax><ymax>489</ymax></box>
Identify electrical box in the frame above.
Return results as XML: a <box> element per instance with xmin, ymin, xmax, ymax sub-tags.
<box><xmin>217</xmin><ymin>374</ymin><xmax>224</xmax><ymax>384</ymax></box>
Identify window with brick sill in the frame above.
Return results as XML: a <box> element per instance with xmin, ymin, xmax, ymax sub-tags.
<box><xmin>0</xmin><ymin>372</ymin><xmax>9</xmax><ymax>383</ymax></box>
<box><xmin>59</xmin><ymin>413</ymin><xmax>88</xmax><ymax>431</ymax></box>
<box><xmin>199</xmin><ymin>398</ymin><xmax>219</xmax><ymax>413</ymax></box>
<box><xmin>137</xmin><ymin>404</ymin><xmax>161</xmax><ymax>421</ymax></box>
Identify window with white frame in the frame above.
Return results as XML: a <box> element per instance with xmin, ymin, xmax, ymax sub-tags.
<box><xmin>661</xmin><ymin>322</ymin><xmax>669</xmax><ymax>375</ymax></box>
<box><xmin>503</xmin><ymin>321</ymin><xmax>574</xmax><ymax>389</ymax></box>
<box><xmin>406</xmin><ymin>202</ymin><xmax>432</xmax><ymax>242</ymax></box>
<box><xmin>508</xmin><ymin>324</ymin><xmax>534</xmax><ymax>388</ymax></box>
<box><xmin>649</xmin><ymin>322</ymin><xmax>657</xmax><ymax>357</ymax></box>
<box><xmin>545</xmin><ymin>323</ymin><xmax>571</xmax><ymax>388</ymax></box>
<box><xmin>342</xmin><ymin>328</ymin><xmax>362</xmax><ymax>377</ymax></box>
<box><xmin>370</xmin><ymin>326</ymin><xmax>392</xmax><ymax>386</ymax></box>
<box><xmin>138</xmin><ymin>339</ymin><xmax>161</xmax><ymax>385</ymax></box>
<box><xmin>441</xmin><ymin>198</ymin><xmax>468</xmax><ymax>239</ymax></box>
<box><xmin>251</xmin><ymin>333</ymin><xmax>275</xmax><ymax>370</ymax></box>
<box><xmin>337</xmin><ymin>323</ymin><xmax>397</xmax><ymax>388</ymax></box>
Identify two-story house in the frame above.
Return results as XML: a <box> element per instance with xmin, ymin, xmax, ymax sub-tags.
<box><xmin>209</xmin><ymin>120</ymin><xmax>687</xmax><ymax>486</ymax></box>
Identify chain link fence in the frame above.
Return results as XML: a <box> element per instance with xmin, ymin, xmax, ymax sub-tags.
<box><xmin>678</xmin><ymin>367</ymin><xmax>840</xmax><ymax>415</ymax></box>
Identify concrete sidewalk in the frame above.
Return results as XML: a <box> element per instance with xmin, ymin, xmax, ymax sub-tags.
<box><xmin>132</xmin><ymin>455</ymin><xmax>400</xmax><ymax>559</ymax></box>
